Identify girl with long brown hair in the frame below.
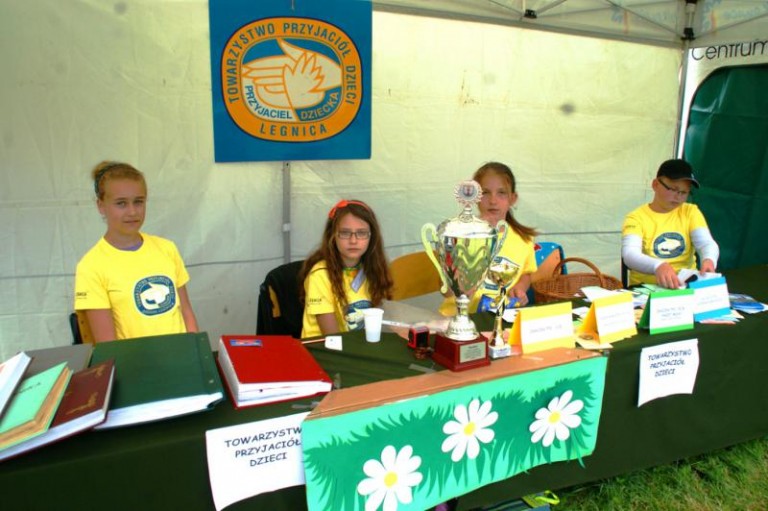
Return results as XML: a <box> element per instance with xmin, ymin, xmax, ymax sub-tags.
<box><xmin>300</xmin><ymin>200</ymin><xmax>393</xmax><ymax>337</ymax></box>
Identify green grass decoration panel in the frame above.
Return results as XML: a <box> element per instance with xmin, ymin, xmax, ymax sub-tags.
<box><xmin>303</xmin><ymin>356</ymin><xmax>607</xmax><ymax>511</ymax></box>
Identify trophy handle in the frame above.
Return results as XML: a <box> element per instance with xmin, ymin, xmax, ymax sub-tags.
<box><xmin>420</xmin><ymin>223</ymin><xmax>450</xmax><ymax>294</ymax></box>
<box><xmin>492</xmin><ymin>220</ymin><xmax>509</xmax><ymax>261</ymax></box>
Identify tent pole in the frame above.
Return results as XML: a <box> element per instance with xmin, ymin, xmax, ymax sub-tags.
<box><xmin>675</xmin><ymin>0</ymin><xmax>698</xmax><ymax>158</ymax></box>
<box><xmin>282</xmin><ymin>161</ymin><xmax>291</xmax><ymax>263</ymax></box>
<box><xmin>675</xmin><ymin>41</ymin><xmax>690</xmax><ymax>159</ymax></box>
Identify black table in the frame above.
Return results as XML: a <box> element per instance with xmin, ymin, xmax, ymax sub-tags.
<box><xmin>2</xmin><ymin>265</ymin><xmax>766</xmax><ymax>511</ymax></box>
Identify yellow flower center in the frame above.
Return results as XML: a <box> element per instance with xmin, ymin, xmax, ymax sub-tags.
<box><xmin>384</xmin><ymin>471</ymin><xmax>398</xmax><ymax>488</ymax></box>
<box><xmin>464</xmin><ymin>422</ymin><xmax>476</xmax><ymax>436</ymax></box>
<box><xmin>548</xmin><ymin>411</ymin><xmax>561</xmax><ymax>424</ymax></box>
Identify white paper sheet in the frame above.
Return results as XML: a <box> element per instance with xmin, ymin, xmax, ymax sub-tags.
<box><xmin>206</xmin><ymin>412</ymin><xmax>309</xmax><ymax>511</ymax></box>
<box><xmin>638</xmin><ymin>339</ymin><xmax>699</xmax><ymax>406</ymax></box>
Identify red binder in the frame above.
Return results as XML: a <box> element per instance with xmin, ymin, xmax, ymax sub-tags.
<box><xmin>217</xmin><ymin>335</ymin><xmax>333</xmax><ymax>409</ymax></box>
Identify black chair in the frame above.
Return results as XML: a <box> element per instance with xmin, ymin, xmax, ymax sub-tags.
<box><xmin>69</xmin><ymin>311</ymin><xmax>94</xmax><ymax>344</ymax></box>
<box><xmin>69</xmin><ymin>312</ymin><xmax>83</xmax><ymax>345</ymax></box>
<box><xmin>621</xmin><ymin>257</ymin><xmax>629</xmax><ymax>288</ymax></box>
<box><xmin>256</xmin><ymin>260</ymin><xmax>305</xmax><ymax>339</ymax></box>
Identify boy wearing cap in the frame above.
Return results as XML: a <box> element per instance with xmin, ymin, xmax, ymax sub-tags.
<box><xmin>621</xmin><ymin>159</ymin><xmax>719</xmax><ymax>289</ymax></box>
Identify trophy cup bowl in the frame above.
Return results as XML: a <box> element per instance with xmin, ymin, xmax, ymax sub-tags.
<box><xmin>487</xmin><ymin>260</ymin><xmax>521</xmax><ymax>359</ymax></box>
<box><xmin>421</xmin><ymin>181</ymin><xmax>506</xmax><ymax>371</ymax></box>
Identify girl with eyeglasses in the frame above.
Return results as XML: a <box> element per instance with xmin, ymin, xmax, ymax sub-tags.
<box><xmin>299</xmin><ymin>200</ymin><xmax>393</xmax><ymax>338</ymax></box>
<box><xmin>74</xmin><ymin>161</ymin><xmax>198</xmax><ymax>342</ymax></box>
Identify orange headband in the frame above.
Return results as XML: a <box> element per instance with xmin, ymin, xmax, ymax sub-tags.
<box><xmin>328</xmin><ymin>199</ymin><xmax>370</xmax><ymax>219</ymax></box>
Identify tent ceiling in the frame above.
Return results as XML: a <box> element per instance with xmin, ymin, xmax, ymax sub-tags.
<box><xmin>373</xmin><ymin>0</ymin><xmax>768</xmax><ymax>49</ymax></box>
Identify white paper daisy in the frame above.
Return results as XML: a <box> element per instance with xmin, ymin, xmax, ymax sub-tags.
<box><xmin>356</xmin><ymin>445</ymin><xmax>423</xmax><ymax>511</ymax></box>
<box><xmin>529</xmin><ymin>390</ymin><xmax>584</xmax><ymax>447</ymax></box>
<box><xmin>441</xmin><ymin>398</ymin><xmax>498</xmax><ymax>462</ymax></box>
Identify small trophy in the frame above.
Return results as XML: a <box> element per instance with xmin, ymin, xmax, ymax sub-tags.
<box><xmin>421</xmin><ymin>180</ymin><xmax>505</xmax><ymax>371</ymax></box>
<box><xmin>486</xmin><ymin>261</ymin><xmax>521</xmax><ymax>359</ymax></box>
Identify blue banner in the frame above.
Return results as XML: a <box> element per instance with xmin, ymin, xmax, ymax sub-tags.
<box><xmin>209</xmin><ymin>0</ymin><xmax>372</xmax><ymax>162</ymax></box>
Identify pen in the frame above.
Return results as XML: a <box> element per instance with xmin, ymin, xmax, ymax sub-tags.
<box><xmin>382</xmin><ymin>320</ymin><xmax>412</xmax><ymax>328</ymax></box>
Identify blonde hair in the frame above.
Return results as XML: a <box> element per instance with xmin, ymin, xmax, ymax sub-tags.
<box><xmin>92</xmin><ymin>161</ymin><xmax>146</xmax><ymax>200</ymax></box>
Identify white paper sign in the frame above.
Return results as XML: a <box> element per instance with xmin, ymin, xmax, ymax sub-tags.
<box><xmin>206</xmin><ymin>412</ymin><xmax>309</xmax><ymax>511</ymax></box>
<box><xmin>689</xmin><ymin>277</ymin><xmax>730</xmax><ymax>320</ymax></box>
<box><xmin>649</xmin><ymin>293</ymin><xmax>695</xmax><ymax>331</ymax></box>
<box><xmin>638</xmin><ymin>339</ymin><xmax>699</xmax><ymax>406</ymax></box>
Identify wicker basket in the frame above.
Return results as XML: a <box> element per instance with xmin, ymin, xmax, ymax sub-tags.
<box><xmin>532</xmin><ymin>257</ymin><xmax>623</xmax><ymax>304</ymax></box>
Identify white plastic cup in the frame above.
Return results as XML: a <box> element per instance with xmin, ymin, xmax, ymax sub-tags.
<box><xmin>362</xmin><ymin>308</ymin><xmax>384</xmax><ymax>342</ymax></box>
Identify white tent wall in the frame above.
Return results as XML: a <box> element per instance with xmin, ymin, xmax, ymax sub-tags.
<box><xmin>0</xmin><ymin>1</ymin><xmax>284</xmax><ymax>357</ymax></box>
<box><xmin>0</xmin><ymin>1</ymin><xmax>680</xmax><ymax>360</ymax></box>
<box><xmin>290</xmin><ymin>13</ymin><xmax>681</xmax><ymax>285</ymax></box>
<box><xmin>374</xmin><ymin>0</ymin><xmax>768</xmax><ymax>50</ymax></box>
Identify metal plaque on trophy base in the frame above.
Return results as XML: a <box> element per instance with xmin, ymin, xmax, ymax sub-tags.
<box><xmin>432</xmin><ymin>331</ymin><xmax>491</xmax><ymax>371</ymax></box>
<box><xmin>489</xmin><ymin>343</ymin><xmax>512</xmax><ymax>360</ymax></box>
<box><xmin>421</xmin><ymin>180</ymin><xmax>506</xmax><ymax>372</ymax></box>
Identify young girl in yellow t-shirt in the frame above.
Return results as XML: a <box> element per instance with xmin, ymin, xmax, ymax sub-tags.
<box><xmin>440</xmin><ymin>162</ymin><xmax>539</xmax><ymax>316</ymax></box>
<box><xmin>74</xmin><ymin>161</ymin><xmax>198</xmax><ymax>342</ymax></box>
<box><xmin>299</xmin><ymin>200</ymin><xmax>393</xmax><ymax>338</ymax></box>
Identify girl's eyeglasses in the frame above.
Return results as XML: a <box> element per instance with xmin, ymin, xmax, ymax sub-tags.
<box><xmin>337</xmin><ymin>230</ymin><xmax>371</xmax><ymax>240</ymax></box>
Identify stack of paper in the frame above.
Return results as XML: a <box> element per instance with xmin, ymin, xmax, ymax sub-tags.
<box><xmin>0</xmin><ymin>352</ymin><xmax>32</xmax><ymax>417</ymax></box>
<box><xmin>729</xmin><ymin>293</ymin><xmax>768</xmax><ymax>314</ymax></box>
<box><xmin>218</xmin><ymin>335</ymin><xmax>333</xmax><ymax>409</ymax></box>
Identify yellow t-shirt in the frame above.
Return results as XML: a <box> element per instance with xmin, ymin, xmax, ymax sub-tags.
<box><xmin>74</xmin><ymin>234</ymin><xmax>190</xmax><ymax>340</ymax></box>
<box><xmin>301</xmin><ymin>261</ymin><xmax>373</xmax><ymax>338</ymax></box>
<box><xmin>622</xmin><ymin>203</ymin><xmax>709</xmax><ymax>286</ymax></box>
<box><xmin>439</xmin><ymin>225</ymin><xmax>537</xmax><ymax>316</ymax></box>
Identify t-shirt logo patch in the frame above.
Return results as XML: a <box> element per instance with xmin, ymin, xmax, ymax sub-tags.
<box><xmin>345</xmin><ymin>300</ymin><xmax>373</xmax><ymax>331</ymax></box>
<box><xmin>653</xmin><ymin>233</ymin><xmax>685</xmax><ymax>258</ymax></box>
<box><xmin>134</xmin><ymin>276</ymin><xmax>176</xmax><ymax>316</ymax></box>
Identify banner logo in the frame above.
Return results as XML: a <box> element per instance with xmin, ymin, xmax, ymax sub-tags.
<box><xmin>220</xmin><ymin>17</ymin><xmax>362</xmax><ymax>142</ymax></box>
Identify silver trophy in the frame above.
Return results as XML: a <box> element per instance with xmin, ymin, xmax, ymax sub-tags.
<box><xmin>421</xmin><ymin>181</ymin><xmax>506</xmax><ymax>343</ymax></box>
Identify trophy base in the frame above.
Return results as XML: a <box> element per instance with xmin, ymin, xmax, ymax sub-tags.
<box><xmin>431</xmin><ymin>332</ymin><xmax>490</xmax><ymax>372</ymax></box>
<box><xmin>489</xmin><ymin>343</ymin><xmax>512</xmax><ymax>359</ymax></box>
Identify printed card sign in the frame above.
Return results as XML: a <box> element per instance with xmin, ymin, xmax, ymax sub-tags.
<box><xmin>579</xmin><ymin>292</ymin><xmax>636</xmax><ymax>344</ymax></box>
<box><xmin>638</xmin><ymin>339</ymin><xmax>700</xmax><ymax>406</ymax></box>
<box><xmin>688</xmin><ymin>276</ymin><xmax>730</xmax><ymax>321</ymax></box>
<box><xmin>205</xmin><ymin>412</ymin><xmax>308</xmax><ymax>511</ymax></box>
<box><xmin>509</xmin><ymin>301</ymin><xmax>574</xmax><ymax>354</ymax></box>
<box><xmin>638</xmin><ymin>289</ymin><xmax>694</xmax><ymax>334</ymax></box>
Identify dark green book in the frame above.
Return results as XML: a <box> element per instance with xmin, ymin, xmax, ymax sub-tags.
<box><xmin>89</xmin><ymin>332</ymin><xmax>223</xmax><ymax>429</ymax></box>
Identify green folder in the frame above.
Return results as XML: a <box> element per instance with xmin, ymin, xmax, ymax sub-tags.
<box><xmin>90</xmin><ymin>332</ymin><xmax>223</xmax><ymax>429</ymax></box>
